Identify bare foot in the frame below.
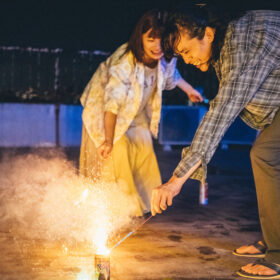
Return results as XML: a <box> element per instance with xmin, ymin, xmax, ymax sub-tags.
<box><xmin>241</xmin><ymin>262</ymin><xmax>278</xmax><ymax>276</ymax></box>
<box><xmin>236</xmin><ymin>241</ymin><xmax>265</xmax><ymax>254</ymax></box>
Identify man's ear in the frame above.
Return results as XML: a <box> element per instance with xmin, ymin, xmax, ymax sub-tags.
<box><xmin>205</xmin><ymin>26</ymin><xmax>215</xmax><ymax>43</ymax></box>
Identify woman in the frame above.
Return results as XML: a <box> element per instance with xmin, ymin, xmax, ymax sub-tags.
<box><xmin>151</xmin><ymin>5</ymin><xmax>280</xmax><ymax>279</ymax></box>
<box><xmin>80</xmin><ymin>10</ymin><xmax>203</xmax><ymax>217</ymax></box>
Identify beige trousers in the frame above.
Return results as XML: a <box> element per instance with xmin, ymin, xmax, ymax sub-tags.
<box><xmin>79</xmin><ymin>125</ymin><xmax>162</xmax><ymax>216</ymax></box>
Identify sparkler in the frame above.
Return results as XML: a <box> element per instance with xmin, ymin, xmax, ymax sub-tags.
<box><xmin>110</xmin><ymin>214</ymin><xmax>152</xmax><ymax>251</ymax></box>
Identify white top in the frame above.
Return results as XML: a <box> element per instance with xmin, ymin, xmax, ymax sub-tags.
<box><xmin>130</xmin><ymin>65</ymin><xmax>157</xmax><ymax>128</ymax></box>
<box><xmin>80</xmin><ymin>43</ymin><xmax>181</xmax><ymax>148</ymax></box>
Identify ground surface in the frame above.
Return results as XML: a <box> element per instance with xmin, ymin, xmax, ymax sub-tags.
<box><xmin>0</xmin><ymin>145</ymin><xmax>261</xmax><ymax>280</ymax></box>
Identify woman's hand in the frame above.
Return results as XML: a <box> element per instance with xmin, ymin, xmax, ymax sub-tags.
<box><xmin>97</xmin><ymin>140</ymin><xmax>113</xmax><ymax>159</ymax></box>
<box><xmin>186</xmin><ymin>87</ymin><xmax>204</xmax><ymax>103</ymax></box>
<box><xmin>151</xmin><ymin>175</ymin><xmax>185</xmax><ymax>216</ymax></box>
<box><xmin>98</xmin><ymin>111</ymin><xmax>117</xmax><ymax>159</ymax></box>
<box><xmin>176</xmin><ymin>78</ymin><xmax>204</xmax><ymax>103</ymax></box>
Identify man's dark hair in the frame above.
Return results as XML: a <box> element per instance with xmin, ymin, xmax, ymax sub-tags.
<box><xmin>162</xmin><ymin>4</ymin><xmax>244</xmax><ymax>63</ymax></box>
<box><xmin>126</xmin><ymin>10</ymin><xmax>166</xmax><ymax>63</ymax></box>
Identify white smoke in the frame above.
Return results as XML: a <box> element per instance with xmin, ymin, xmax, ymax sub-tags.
<box><xmin>0</xmin><ymin>149</ymin><xmax>138</xmax><ymax>249</ymax></box>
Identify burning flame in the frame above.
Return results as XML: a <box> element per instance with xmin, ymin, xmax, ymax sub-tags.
<box><xmin>94</xmin><ymin>227</ymin><xmax>110</xmax><ymax>255</ymax></box>
<box><xmin>76</xmin><ymin>270</ymin><xmax>92</xmax><ymax>280</ymax></box>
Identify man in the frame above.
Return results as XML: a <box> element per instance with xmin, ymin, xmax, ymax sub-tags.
<box><xmin>151</xmin><ymin>5</ymin><xmax>280</xmax><ymax>279</ymax></box>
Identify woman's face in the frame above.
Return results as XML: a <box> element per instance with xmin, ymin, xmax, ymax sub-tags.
<box><xmin>142</xmin><ymin>28</ymin><xmax>163</xmax><ymax>63</ymax></box>
<box><xmin>175</xmin><ymin>26</ymin><xmax>215</xmax><ymax>72</ymax></box>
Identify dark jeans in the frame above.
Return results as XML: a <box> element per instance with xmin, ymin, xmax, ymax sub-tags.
<box><xmin>251</xmin><ymin>108</ymin><xmax>280</xmax><ymax>264</ymax></box>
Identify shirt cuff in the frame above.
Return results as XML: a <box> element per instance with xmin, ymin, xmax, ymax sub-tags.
<box><xmin>173</xmin><ymin>146</ymin><xmax>206</xmax><ymax>183</ymax></box>
<box><xmin>104</xmin><ymin>100</ymin><xmax>119</xmax><ymax>115</ymax></box>
<box><xmin>174</xmin><ymin>69</ymin><xmax>182</xmax><ymax>86</ymax></box>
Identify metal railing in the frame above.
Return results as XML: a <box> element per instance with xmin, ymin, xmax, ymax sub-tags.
<box><xmin>0</xmin><ymin>46</ymin><xmax>109</xmax><ymax>104</ymax></box>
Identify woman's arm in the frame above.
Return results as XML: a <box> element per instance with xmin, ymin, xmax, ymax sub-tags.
<box><xmin>97</xmin><ymin>111</ymin><xmax>117</xmax><ymax>159</ymax></box>
<box><xmin>177</xmin><ymin>78</ymin><xmax>204</xmax><ymax>103</ymax></box>
<box><xmin>163</xmin><ymin>58</ymin><xmax>203</xmax><ymax>103</ymax></box>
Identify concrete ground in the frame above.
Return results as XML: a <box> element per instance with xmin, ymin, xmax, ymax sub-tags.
<box><xmin>0</xmin><ymin>144</ymin><xmax>261</xmax><ymax>280</ymax></box>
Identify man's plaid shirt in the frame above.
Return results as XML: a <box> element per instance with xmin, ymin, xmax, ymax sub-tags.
<box><xmin>174</xmin><ymin>10</ymin><xmax>280</xmax><ymax>181</ymax></box>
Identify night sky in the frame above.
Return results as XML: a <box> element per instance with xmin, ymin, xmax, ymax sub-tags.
<box><xmin>1</xmin><ymin>0</ymin><xmax>280</xmax><ymax>52</ymax></box>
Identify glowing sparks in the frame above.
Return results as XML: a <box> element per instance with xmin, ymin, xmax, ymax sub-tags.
<box><xmin>74</xmin><ymin>188</ymin><xmax>89</xmax><ymax>206</ymax></box>
<box><xmin>62</xmin><ymin>244</ymin><xmax>68</xmax><ymax>254</ymax></box>
<box><xmin>96</xmin><ymin>244</ymin><xmax>110</xmax><ymax>255</ymax></box>
<box><xmin>76</xmin><ymin>270</ymin><xmax>92</xmax><ymax>280</ymax></box>
<box><xmin>93</xmin><ymin>227</ymin><xmax>110</xmax><ymax>255</ymax></box>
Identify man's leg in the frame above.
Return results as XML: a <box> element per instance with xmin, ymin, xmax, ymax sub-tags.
<box><xmin>250</xmin><ymin>108</ymin><xmax>280</xmax><ymax>264</ymax></box>
<box><xmin>238</xmin><ymin>109</ymin><xmax>280</xmax><ymax>277</ymax></box>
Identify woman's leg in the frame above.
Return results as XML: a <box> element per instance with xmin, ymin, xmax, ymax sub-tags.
<box><xmin>126</xmin><ymin>127</ymin><xmax>162</xmax><ymax>213</ymax></box>
<box><xmin>110</xmin><ymin>134</ymin><xmax>143</xmax><ymax>216</ymax></box>
<box><xmin>80</xmin><ymin>125</ymin><xmax>143</xmax><ymax>216</ymax></box>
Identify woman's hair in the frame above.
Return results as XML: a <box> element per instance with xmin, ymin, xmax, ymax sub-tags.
<box><xmin>126</xmin><ymin>10</ymin><xmax>166</xmax><ymax>63</ymax></box>
<box><xmin>162</xmin><ymin>4</ymin><xmax>244</xmax><ymax>63</ymax></box>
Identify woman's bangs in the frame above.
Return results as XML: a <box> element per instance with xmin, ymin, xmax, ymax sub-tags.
<box><xmin>148</xmin><ymin>27</ymin><xmax>164</xmax><ymax>38</ymax></box>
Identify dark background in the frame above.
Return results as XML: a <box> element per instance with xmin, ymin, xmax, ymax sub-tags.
<box><xmin>0</xmin><ymin>0</ymin><xmax>280</xmax><ymax>104</ymax></box>
<box><xmin>1</xmin><ymin>0</ymin><xmax>280</xmax><ymax>51</ymax></box>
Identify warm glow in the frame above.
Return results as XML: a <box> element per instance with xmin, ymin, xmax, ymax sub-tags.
<box><xmin>74</xmin><ymin>188</ymin><xmax>89</xmax><ymax>206</ymax></box>
<box><xmin>76</xmin><ymin>270</ymin><xmax>92</xmax><ymax>280</ymax></box>
<box><xmin>93</xmin><ymin>226</ymin><xmax>110</xmax><ymax>255</ymax></box>
<box><xmin>96</xmin><ymin>244</ymin><xmax>110</xmax><ymax>255</ymax></box>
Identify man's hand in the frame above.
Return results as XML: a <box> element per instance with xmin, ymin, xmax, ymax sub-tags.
<box><xmin>97</xmin><ymin>140</ymin><xmax>113</xmax><ymax>159</ymax></box>
<box><xmin>186</xmin><ymin>88</ymin><xmax>204</xmax><ymax>103</ymax></box>
<box><xmin>151</xmin><ymin>175</ymin><xmax>184</xmax><ymax>216</ymax></box>
<box><xmin>151</xmin><ymin>160</ymin><xmax>202</xmax><ymax>216</ymax></box>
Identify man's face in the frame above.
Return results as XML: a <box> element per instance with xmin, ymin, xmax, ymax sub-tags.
<box><xmin>175</xmin><ymin>27</ymin><xmax>215</xmax><ymax>72</ymax></box>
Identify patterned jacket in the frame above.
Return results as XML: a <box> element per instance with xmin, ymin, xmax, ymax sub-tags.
<box><xmin>81</xmin><ymin>43</ymin><xmax>181</xmax><ymax>148</ymax></box>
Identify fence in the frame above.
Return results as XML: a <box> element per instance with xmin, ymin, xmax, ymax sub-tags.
<box><xmin>0</xmin><ymin>46</ymin><xmax>109</xmax><ymax>104</ymax></box>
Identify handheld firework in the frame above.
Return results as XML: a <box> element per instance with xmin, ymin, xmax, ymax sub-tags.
<box><xmin>94</xmin><ymin>215</ymin><xmax>153</xmax><ymax>280</ymax></box>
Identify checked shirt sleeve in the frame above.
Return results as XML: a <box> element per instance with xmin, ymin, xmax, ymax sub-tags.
<box><xmin>173</xmin><ymin>60</ymin><xmax>273</xmax><ymax>182</ymax></box>
<box><xmin>173</xmin><ymin>11</ymin><xmax>280</xmax><ymax>182</ymax></box>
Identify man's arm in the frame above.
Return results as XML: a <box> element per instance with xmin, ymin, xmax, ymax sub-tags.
<box><xmin>151</xmin><ymin>160</ymin><xmax>202</xmax><ymax>215</ymax></box>
<box><xmin>152</xmin><ymin>60</ymin><xmax>272</xmax><ymax>215</ymax></box>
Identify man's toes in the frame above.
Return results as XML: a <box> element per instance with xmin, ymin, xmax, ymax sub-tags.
<box><xmin>257</xmin><ymin>266</ymin><xmax>277</xmax><ymax>276</ymax></box>
<box><xmin>242</xmin><ymin>263</ymin><xmax>254</xmax><ymax>270</ymax></box>
<box><xmin>236</xmin><ymin>246</ymin><xmax>246</xmax><ymax>253</ymax></box>
<box><xmin>236</xmin><ymin>241</ymin><xmax>264</xmax><ymax>254</ymax></box>
<box><xmin>237</xmin><ymin>245</ymin><xmax>257</xmax><ymax>254</ymax></box>
<box><xmin>242</xmin><ymin>264</ymin><xmax>277</xmax><ymax>276</ymax></box>
<box><xmin>241</xmin><ymin>264</ymin><xmax>260</xmax><ymax>275</ymax></box>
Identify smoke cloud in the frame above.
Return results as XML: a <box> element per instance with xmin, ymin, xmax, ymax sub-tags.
<box><xmin>0</xmin><ymin>149</ymin><xmax>139</xmax><ymax>249</ymax></box>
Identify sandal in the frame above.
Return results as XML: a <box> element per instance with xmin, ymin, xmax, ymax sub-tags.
<box><xmin>233</xmin><ymin>241</ymin><xmax>266</xmax><ymax>258</ymax></box>
<box><xmin>236</xmin><ymin>259</ymin><xmax>280</xmax><ymax>279</ymax></box>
